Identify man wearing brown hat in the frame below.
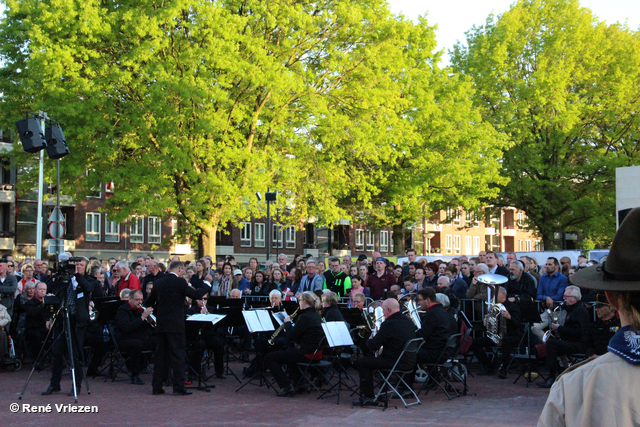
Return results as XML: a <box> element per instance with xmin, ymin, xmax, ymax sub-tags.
<box><xmin>584</xmin><ymin>293</ymin><xmax>620</xmax><ymax>357</ymax></box>
<box><xmin>538</xmin><ymin>208</ymin><xmax>640</xmax><ymax>427</ymax></box>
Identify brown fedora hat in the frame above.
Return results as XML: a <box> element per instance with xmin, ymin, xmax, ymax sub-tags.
<box><xmin>572</xmin><ymin>207</ymin><xmax>640</xmax><ymax>291</ymax></box>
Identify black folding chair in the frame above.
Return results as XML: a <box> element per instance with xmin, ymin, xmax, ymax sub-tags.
<box><xmin>374</xmin><ymin>337</ymin><xmax>424</xmax><ymax>410</ymax></box>
<box><xmin>420</xmin><ymin>333</ymin><xmax>462</xmax><ymax>400</ymax></box>
<box><xmin>294</xmin><ymin>337</ymin><xmax>333</xmax><ymax>395</ymax></box>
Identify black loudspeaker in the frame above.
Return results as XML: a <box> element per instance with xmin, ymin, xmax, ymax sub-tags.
<box><xmin>15</xmin><ymin>118</ymin><xmax>47</xmax><ymax>153</ymax></box>
<box><xmin>265</xmin><ymin>192</ymin><xmax>277</xmax><ymax>202</ymax></box>
<box><xmin>45</xmin><ymin>123</ymin><xmax>69</xmax><ymax>159</ymax></box>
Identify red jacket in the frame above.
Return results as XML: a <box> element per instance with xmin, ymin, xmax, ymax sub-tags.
<box><xmin>115</xmin><ymin>272</ymin><xmax>141</xmax><ymax>296</ymax></box>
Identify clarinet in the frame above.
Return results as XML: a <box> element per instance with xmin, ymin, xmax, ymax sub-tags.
<box><xmin>268</xmin><ymin>307</ymin><xmax>299</xmax><ymax>345</ymax></box>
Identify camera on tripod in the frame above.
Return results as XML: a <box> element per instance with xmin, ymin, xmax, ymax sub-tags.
<box><xmin>58</xmin><ymin>256</ymin><xmax>83</xmax><ymax>275</ymax></box>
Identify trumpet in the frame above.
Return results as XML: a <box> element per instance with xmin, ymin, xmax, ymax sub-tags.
<box><xmin>268</xmin><ymin>307</ymin><xmax>299</xmax><ymax>345</ymax></box>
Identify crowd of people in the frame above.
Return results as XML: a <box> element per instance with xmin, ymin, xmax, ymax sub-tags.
<box><xmin>0</xmin><ymin>239</ymin><xmax>636</xmax><ymax>421</ymax></box>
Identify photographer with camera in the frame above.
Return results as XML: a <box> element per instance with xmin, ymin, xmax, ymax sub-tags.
<box><xmin>42</xmin><ymin>256</ymin><xmax>94</xmax><ymax>397</ymax></box>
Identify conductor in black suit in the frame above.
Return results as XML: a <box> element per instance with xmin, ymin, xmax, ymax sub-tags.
<box><xmin>146</xmin><ymin>261</ymin><xmax>208</xmax><ymax>395</ymax></box>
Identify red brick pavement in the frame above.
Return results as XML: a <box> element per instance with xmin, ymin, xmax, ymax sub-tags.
<box><xmin>1</xmin><ymin>362</ymin><xmax>549</xmax><ymax>426</ymax></box>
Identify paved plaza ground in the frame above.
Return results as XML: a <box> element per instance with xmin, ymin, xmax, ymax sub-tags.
<box><xmin>1</xmin><ymin>360</ymin><xmax>549</xmax><ymax>426</ymax></box>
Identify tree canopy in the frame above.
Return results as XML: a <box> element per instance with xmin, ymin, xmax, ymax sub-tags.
<box><xmin>0</xmin><ymin>0</ymin><xmax>510</xmax><ymax>255</ymax></box>
<box><xmin>452</xmin><ymin>0</ymin><xmax>640</xmax><ymax>249</ymax></box>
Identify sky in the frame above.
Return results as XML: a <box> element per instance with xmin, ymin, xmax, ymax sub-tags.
<box><xmin>387</xmin><ymin>0</ymin><xmax>640</xmax><ymax>63</ymax></box>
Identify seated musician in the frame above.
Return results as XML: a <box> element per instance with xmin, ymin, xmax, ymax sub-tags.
<box><xmin>119</xmin><ymin>288</ymin><xmax>131</xmax><ymax>301</ymax></box>
<box><xmin>470</xmin><ymin>286</ymin><xmax>521</xmax><ymax>379</ymax></box>
<box><xmin>229</xmin><ymin>288</ymin><xmax>242</xmax><ymax>299</ymax></box>
<box><xmin>23</xmin><ymin>282</ymin><xmax>50</xmax><ymax>364</ymax></box>
<box><xmin>321</xmin><ymin>292</ymin><xmax>345</xmax><ymax>322</ymax></box>
<box><xmin>269</xmin><ymin>289</ymin><xmax>284</xmax><ymax>311</ymax></box>
<box><xmin>435</xmin><ymin>293</ymin><xmax>458</xmax><ymax>336</ymax></box>
<box><xmin>113</xmin><ymin>289</ymin><xmax>156</xmax><ymax>385</ymax></box>
<box><xmin>537</xmin><ymin>285</ymin><xmax>589</xmax><ymax>388</ymax></box>
<box><xmin>416</xmin><ymin>287</ymin><xmax>454</xmax><ymax>364</ymax></box>
<box><xmin>353</xmin><ymin>298</ymin><xmax>416</xmax><ymax>407</ymax></box>
<box><xmin>264</xmin><ymin>291</ymin><xmax>324</xmax><ymax>397</ymax></box>
<box><xmin>585</xmin><ymin>293</ymin><xmax>620</xmax><ymax>357</ymax></box>
<box><xmin>351</xmin><ymin>292</ymin><xmax>366</xmax><ymax>310</ymax></box>
<box><xmin>186</xmin><ymin>294</ymin><xmax>226</xmax><ymax>381</ymax></box>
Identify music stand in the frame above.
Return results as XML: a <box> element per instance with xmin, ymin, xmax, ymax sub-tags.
<box><xmin>216</xmin><ymin>307</ymin><xmax>245</xmax><ymax>382</ymax></box>
<box><xmin>235</xmin><ymin>310</ymin><xmax>277</xmax><ymax>393</ymax></box>
<box><xmin>185</xmin><ymin>316</ymin><xmax>226</xmax><ymax>393</ymax></box>
<box><xmin>318</xmin><ymin>322</ymin><xmax>357</xmax><ymax>404</ymax></box>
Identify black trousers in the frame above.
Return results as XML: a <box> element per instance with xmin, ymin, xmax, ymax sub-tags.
<box><xmin>50</xmin><ymin>320</ymin><xmax>85</xmax><ymax>390</ymax></box>
<box><xmin>545</xmin><ymin>338</ymin><xmax>586</xmax><ymax>374</ymax></box>
<box><xmin>187</xmin><ymin>333</ymin><xmax>224</xmax><ymax>378</ymax></box>
<box><xmin>152</xmin><ymin>332</ymin><xmax>186</xmax><ymax>392</ymax></box>
<box><xmin>357</xmin><ymin>356</ymin><xmax>396</xmax><ymax>397</ymax></box>
<box><xmin>25</xmin><ymin>327</ymin><xmax>48</xmax><ymax>361</ymax></box>
<box><xmin>264</xmin><ymin>348</ymin><xmax>310</xmax><ymax>389</ymax></box>
<box><xmin>117</xmin><ymin>336</ymin><xmax>155</xmax><ymax>376</ymax></box>
<box><xmin>471</xmin><ymin>335</ymin><xmax>520</xmax><ymax>367</ymax></box>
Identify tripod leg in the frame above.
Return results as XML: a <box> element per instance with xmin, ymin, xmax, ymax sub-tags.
<box><xmin>19</xmin><ymin>307</ymin><xmax>63</xmax><ymax>400</ymax></box>
<box><xmin>63</xmin><ymin>309</ymin><xmax>79</xmax><ymax>403</ymax></box>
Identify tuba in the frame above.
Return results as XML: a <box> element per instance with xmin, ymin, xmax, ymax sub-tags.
<box><xmin>478</xmin><ymin>274</ymin><xmax>508</xmax><ymax>345</ymax></box>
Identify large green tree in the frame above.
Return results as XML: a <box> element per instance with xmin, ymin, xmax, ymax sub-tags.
<box><xmin>452</xmin><ymin>0</ymin><xmax>640</xmax><ymax>249</ymax></box>
<box><xmin>0</xmin><ymin>0</ymin><xmax>436</xmax><ymax>255</ymax></box>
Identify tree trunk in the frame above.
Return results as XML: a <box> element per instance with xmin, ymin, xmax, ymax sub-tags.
<box><xmin>198</xmin><ymin>224</ymin><xmax>218</xmax><ymax>260</ymax></box>
<box><xmin>392</xmin><ymin>223</ymin><xmax>405</xmax><ymax>255</ymax></box>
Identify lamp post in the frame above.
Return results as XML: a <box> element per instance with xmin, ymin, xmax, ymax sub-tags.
<box><xmin>256</xmin><ymin>190</ymin><xmax>277</xmax><ymax>262</ymax></box>
<box><xmin>425</xmin><ymin>232</ymin><xmax>435</xmax><ymax>256</ymax></box>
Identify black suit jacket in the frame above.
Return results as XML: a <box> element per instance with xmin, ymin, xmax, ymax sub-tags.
<box><xmin>494</xmin><ymin>266</ymin><xmax>510</xmax><ymax>278</ymax></box>
<box><xmin>145</xmin><ymin>273</ymin><xmax>207</xmax><ymax>334</ymax></box>
<box><xmin>114</xmin><ymin>302</ymin><xmax>153</xmax><ymax>342</ymax></box>
<box><xmin>365</xmin><ymin>311</ymin><xmax>416</xmax><ymax>368</ymax></box>
<box><xmin>419</xmin><ymin>303</ymin><xmax>453</xmax><ymax>355</ymax></box>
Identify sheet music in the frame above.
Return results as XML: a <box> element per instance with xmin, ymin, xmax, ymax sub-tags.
<box><xmin>322</xmin><ymin>321</ymin><xmax>354</xmax><ymax>347</ymax></box>
<box><xmin>187</xmin><ymin>313</ymin><xmax>226</xmax><ymax>326</ymax></box>
<box><xmin>256</xmin><ymin>310</ymin><xmax>275</xmax><ymax>331</ymax></box>
<box><xmin>242</xmin><ymin>311</ymin><xmax>275</xmax><ymax>332</ymax></box>
<box><xmin>272</xmin><ymin>311</ymin><xmax>288</xmax><ymax>326</ymax></box>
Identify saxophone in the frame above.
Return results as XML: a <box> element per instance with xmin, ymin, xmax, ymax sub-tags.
<box><xmin>268</xmin><ymin>307</ymin><xmax>299</xmax><ymax>345</ymax></box>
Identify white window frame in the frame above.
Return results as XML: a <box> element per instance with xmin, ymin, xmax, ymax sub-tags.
<box><xmin>518</xmin><ymin>239</ymin><xmax>524</xmax><ymax>251</ymax></box>
<box><xmin>380</xmin><ymin>231</ymin><xmax>389</xmax><ymax>252</ymax></box>
<box><xmin>85</xmin><ymin>170</ymin><xmax>102</xmax><ymax>198</ymax></box>
<box><xmin>148</xmin><ymin>216</ymin><xmax>161</xmax><ymax>244</ymax></box>
<box><xmin>525</xmin><ymin>240</ymin><xmax>531</xmax><ymax>252</ymax></box>
<box><xmin>366</xmin><ymin>231</ymin><xmax>375</xmax><ymax>252</ymax></box>
<box><xmin>105</xmin><ymin>214</ymin><xmax>120</xmax><ymax>243</ymax></box>
<box><xmin>171</xmin><ymin>219</ymin><xmax>178</xmax><ymax>236</ymax></box>
<box><xmin>86</xmin><ymin>212</ymin><xmax>101</xmax><ymax>242</ymax></box>
<box><xmin>285</xmin><ymin>225</ymin><xmax>296</xmax><ymax>249</ymax></box>
<box><xmin>473</xmin><ymin>236</ymin><xmax>480</xmax><ymax>254</ymax></box>
<box><xmin>355</xmin><ymin>229</ymin><xmax>364</xmax><ymax>251</ymax></box>
<box><xmin>390</xmin><ymin>231</ymin><xmax>394</xmax><ymax>253</ymax></box>
<box><xmin>254</xmin><ymin>223</ymin><xmax>265</xmax><ymax>248</ymax></box>
<box><xmin>445</xmin><ymin>234</ymin><xmax>452</xmax><ymax>254</ymax></box>
<box><xmin>453</xmin><ymin>235</ymin><xmax>461</xmax><ymax>254</ymax></box>
<box><xmin>105</xmin><ymin>181</ymin><xmax>115</xmax><ymax>194</ymax></box>
<box><xmin>465</xmin><ymin>236</ymin><xmax>472</xmax><ymax>254</ymax></box>
<box><xmin>130</xmin><ymin>216</ymin><xmax>144</xmax><ymax>243</ymax></box>
<box><xmin>453</xmin><ymin>209</ymin><xmax>462</xmax><ymax>227</ymax></box>
<box><xmin>240</xmin><ymin>222</ymin><xmax>252</xmax><ymax>247</ymax></box>
<box><xmin>272</xmin><ymin>224</ymin><xmax>283</xmax><ymax>248</ymax></box>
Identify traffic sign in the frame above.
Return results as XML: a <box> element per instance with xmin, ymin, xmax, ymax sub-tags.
<box><xmin>48</xmin><ymin>222</ymin><xmax>64</xmax><ymax>239</ymax></box>
<box><xmin>48</xmin><ymin>207</ymin><xmax>65</xmax><ymax>223</ymax></box>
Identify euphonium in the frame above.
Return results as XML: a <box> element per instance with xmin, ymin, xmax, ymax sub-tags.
<box><xmin>268</xmin><ymin>307</ymin><xmax>299</xmax><ymax>345</ymax></box>
<box><xmin>542</xmin><ymin>303</ymin><xmax>564</xmax><ymax>343</ymax></box>
<box><xmin>89</xmin><ymin>308</ymin><xmax>99</xmax><ymax>322</ymax></box>
<box><xmin>404</xmin><ymin>299</ymin><xmax>422</xmax><ymax>330</ymax></box>
<box><xmin>478</xmin><ymin>274</ymin><xmax>508</xmax><ymax>345</ymax></box>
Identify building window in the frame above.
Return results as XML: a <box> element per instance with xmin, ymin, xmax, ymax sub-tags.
<box><xmin>171</xmin><ymin>219</ymin><xmax>178</xmax><ymax>236</ymax></box>
<box><xmin>130</xmin><ymin>216</ymin><xmax>144</xmax><ymax>243</ymax></box>
<box><xmin>86</xmin><ymin>212</ymin><xmax>101</xmax><ymax>242</ymax></box>
<box><xmin>240</xmin><ymin>222</ymin><xmax>251</xmax><ymax>247</ymax></box>
<box><xmin>453</xmin><ymin>209</ymin><xmax>462</xmax><ymax>227</ymax></box>
<box><xmin>272</xmin><ymin>225</ymin><xmax>283</xmax><ymax>248</ymax></box>
<box><xmin>105</xmin><ymin>181</ymin><xmax>115</xmax><ymax>194</ymax></box>
<box><xmin>254</xmin><ymin>223</ymin><xmax>265</xmax><ymax>248</ymax></box>
<box><xmin>525</xmin><ymin>240</ymin><xmax>531</xmax><ymax>252</ymax></box>
<box><xmin>473</xmin><ymin>236</ymin><xmax>480</xmax><ymax>254</ymax></box>
<box><xmin>148</xmin><ymin>216</ymin><xmax>161</xmax><ymax>244</ymax></box>
<box><xmin>380</xmin><ymin>231</ymin><xmax>389</xmax><ymax>252</ymax></box>
<box><xmin>445</xmin><ymin>234</ymin><xmax>452</xmax><ymax>254</ymax></box>
<box><xmin>390</xmin><ymin>231</ymin><xmax>394</xmax><ymax>253</ymax></box>
<box><xmin>285</xmin><ymin>226</ymin><xmax>296</xmax><ymax>249</ymax></box>
<box><xmin>85</xmin><ymin>170</ymin><xmax>101</xmax><ymax>198</ymax></box>
<box><xmin>465</xmin><ymin>236</ymin><xmax>472</xmax><ymax>254</ymax></box>
<box><xmin>535</xmin><ymin>240</ymin><xmax>543</xmax><ymax>251</ymax></box>
<box><xmin>453</xmin><ymin>235</ymin><xmax>461</xmax><ymax>255</ymax></box>
<box><xmin>105</xmin><ymin>215</ymin><xmax>120</xmax><ymax>242</ymax></box>
<box><xmin>518</xmin><ymin>239</ymin><xmax>524</xmax><ymax>251</ymax></box>
<box><xmin>366</xmin><ymin>231</ymin><xmax>375</xmax><ymax>252</ymax></box>
<box><xmin>355</xmin><ymin>229</ymin><xmax>364</xmax><ymax>251</ymax></box>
